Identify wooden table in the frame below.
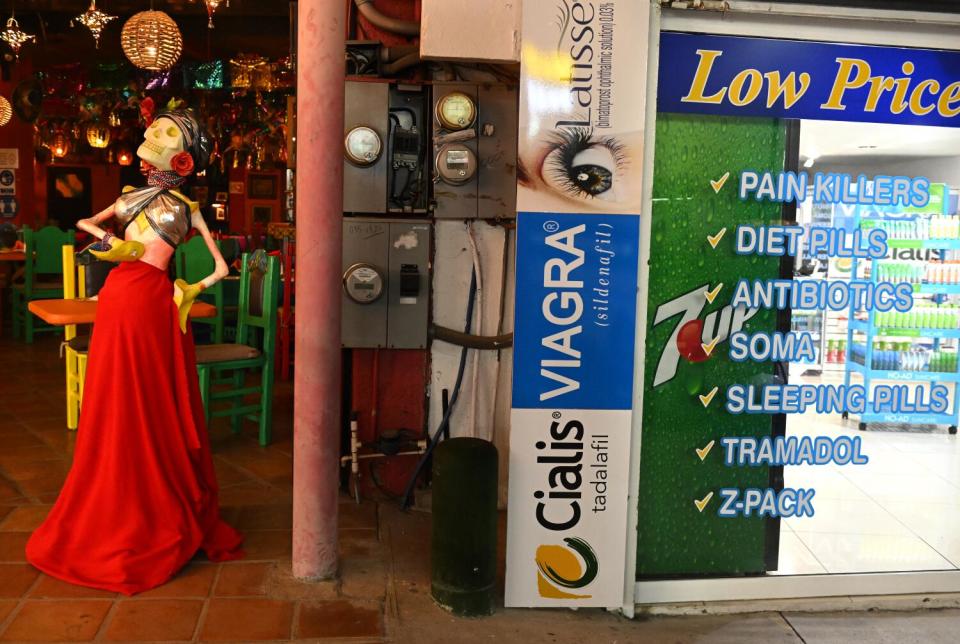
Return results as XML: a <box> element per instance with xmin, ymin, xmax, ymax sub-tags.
<box><xmin>29</xmin><ymin>299</ymin><xmax>216</xmax><ymax>326</ymax></box>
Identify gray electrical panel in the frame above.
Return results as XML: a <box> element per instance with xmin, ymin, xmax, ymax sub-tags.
<box><xmin>342</xmin><ymin>218</ymin><xmax>431</xmax><ymax>349</ymax></box>
<box><xmin>432</xmin><ymin>83</ymin><xmax>518</xmax><ymax>219</ymax></box>
<box><xmin>343</xmin><ymin>81</ymin><xmax>430</xmax><ymax>215</ymax></box>
<box><xmin>343</xmin><ymin>82</ymin><xmax>389</xmax><ymax>214</ymax></box>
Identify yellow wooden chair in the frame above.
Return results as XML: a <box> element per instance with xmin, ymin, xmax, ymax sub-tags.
<box><xmin>62</xmin><ymin>246</ymin><xmax>85</xmax><ymax>429</ymax></box>
<box><xmin>61</xmin><ymin>245</ymin><xmax>114</xmax><ymax>430</ymax></box>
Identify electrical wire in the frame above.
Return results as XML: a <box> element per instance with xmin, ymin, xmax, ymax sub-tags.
<box><xmin>399</xmin><ymin>268</ymin><xmax>478</xmax><ymax>509</ymax></box>
<box><xmin>466</xmin><ymin>222</ymin><xmax>483</xmax><ymax>439</ymax></box>
<box><xmin>490</xmin><ymin>226</ymin><xmax>512</xmax><ymax>445</ymax></box>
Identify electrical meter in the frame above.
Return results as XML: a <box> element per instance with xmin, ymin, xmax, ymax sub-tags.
<box><xmin>343</xmin><ymin>263</ymin><xmax>385</xmax><ymax>303</ymax></box>
<box><xmin>435</xmin><ymin>143</ymin><xmax>477</xmax><ymax>185</ymax></box>
<box><xmin>436</xmin><ymin>92</ymin><xmax>476</xmax><ymax>131</ymax></box>
<box><xmin>343</xmin><ymin>126</ymin><xmax>382</xmax><ymax>166</ymax></box>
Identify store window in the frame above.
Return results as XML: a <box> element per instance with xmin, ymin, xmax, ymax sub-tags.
<box><xmin>638</xmin><ymin>32</ymin><xmax>960</xmax><ymax>586</ymax></box>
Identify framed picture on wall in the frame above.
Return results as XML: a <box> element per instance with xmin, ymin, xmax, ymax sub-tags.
<box><xmin>247</xmin><ymin>172</ymin><xmax>279</xmax><ymax>200</ymax></box>
<box><xmin>47</xmin><ymin>166</ymin><xmax>92</xmax><ymax>230</ymax></box>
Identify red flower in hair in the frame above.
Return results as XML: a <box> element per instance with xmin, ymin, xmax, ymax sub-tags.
<box><xmin>171</xmin><ymin>151</ymin><xmax>194</xmax><ymax>177</ymax></box>
<box><xmin>140</xmin><ymin>97</ymin><xmax>156</xmax><ymax>125</ymax></box>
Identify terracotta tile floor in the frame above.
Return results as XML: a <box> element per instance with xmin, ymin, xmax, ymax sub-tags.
<box><xmin>10</xmin><ymin>334</ymin><xmax>960</xmax><ymax>643</ymax></box>
<box><xmin>0</xmin><ymin>336</ymin><xmax>387</xmax><ymax>642</ymax></box>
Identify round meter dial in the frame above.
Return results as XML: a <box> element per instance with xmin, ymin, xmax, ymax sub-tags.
<box><xmin>435</xmin><ymin>143</ymin><xmax>478</xmax><ymax>185</ymax></box>
<box><xmin>343</xmin><ymin>263</ymin><xmax>385</xmax><ymax>304</ymax></box>
<box><xmin>343</xmin><ymin>126</ymin><xmax>382</xmax><ymax>166</ymax></box>
<box><xmin>436</xmin><ymin>92</ymin><xmax>477</xmax><ymax>130</ymax></box>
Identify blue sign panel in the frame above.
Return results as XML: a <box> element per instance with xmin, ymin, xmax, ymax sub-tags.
<box><xmin>512</xmin><ymin>211</ymin><xmax>639</xmax><ymax>410</ymax></box>
<box><xmin>658</xmin><ymin>32</ymin><xmax>960</xmax><ymax>128</ymax></box>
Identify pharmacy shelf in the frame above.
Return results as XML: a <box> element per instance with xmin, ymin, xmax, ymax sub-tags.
<box><xmin>849</xmin><ymin>319</ymin><xmax>960</xmax><ymax>339</ymax></box>
<box><xmin>914</xmin><ymin>284</ymin><xmax>960</xmax><ymax>295</ymax></box>
<box><xmin>859</xmin><ymin>411</ymin><xmax>958</xmax><ymax>425</ymax></box>
<box><xmin>887</xmin><ymin>239</ymin><xmax>960</xmax><ymax>250</ymax></box>
<box><xmin>844</xmin><ymin>196</ymin><xmax>960</xmax><ymax>433</ymax></box>
<box><xmin>845</xmin><ymin>360</ymin><xmax>960</xmax><ymax>382</ymax></box>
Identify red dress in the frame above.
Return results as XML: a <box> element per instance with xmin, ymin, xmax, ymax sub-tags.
<box><xmin>26</xmin><ymin>261</ymin><xmax>244</xmax><ymax>595</ymax></box>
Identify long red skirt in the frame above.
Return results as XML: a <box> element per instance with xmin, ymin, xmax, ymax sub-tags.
<box><xmin>26</xmin><ymin>261</ymin><xmax>244</xmax><ymax>595</ymax></box>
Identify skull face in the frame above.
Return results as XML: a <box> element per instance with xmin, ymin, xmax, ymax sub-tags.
<box><xmin>137</xmin><ymin>117</ymin><xmax>185</xmax><ymax>172</ymax></box>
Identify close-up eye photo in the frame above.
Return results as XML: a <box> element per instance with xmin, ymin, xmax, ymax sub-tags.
<box><xmin>543</xmin><ymin>127</ymin><xmax>627</xmax><ymax>201</ymax></box>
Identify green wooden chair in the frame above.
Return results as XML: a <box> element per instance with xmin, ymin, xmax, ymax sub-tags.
<box><xmin>176</xmin><ymin>235</ymin><xmax>226</xmax><ymax>344</ymax></box>
<box><xmin>12</xmin><ymin>226</ymin><xmax>74</xmax><ymax>343</ymax></box>
<box><xmin>195</xmin><ymin>251</ymin><xmax>280</xmax><ymax>446</ymax></box>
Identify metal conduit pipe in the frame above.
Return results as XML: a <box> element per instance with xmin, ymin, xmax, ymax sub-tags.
<box><xmin>381</xmin><ymin>43</ymin><xmax>419</xmax><ymax>62</ymax></box>
<box><xmin>431</xmin><ymin>325</ymin><xmax>513</xmax><ymax>350</ymax></box>
<box><xmin>381</xmin><ymin>52</ymin><xmax>422</xmax><ymax>75</ymax></box>
<box><xmin>354</xmin><ymin>0</ymin><xmax>421</xmax><ymax>36</ymax></box>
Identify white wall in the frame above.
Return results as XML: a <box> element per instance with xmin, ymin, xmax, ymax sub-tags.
<box><xmin>419</xmin><ymin>0</ymin><xmax>521</xmax><ymax>63</ymax></box>
<box><xmin>429</xmin><ymin>220</ymin><xmax>516</xmax><ymax>507</ymax></box>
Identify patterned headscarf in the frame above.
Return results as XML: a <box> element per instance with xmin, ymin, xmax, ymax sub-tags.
<box><xmin>155</xmin><ymin>109</ymin><xmax>213</xmax><ymax>172</ymax></box>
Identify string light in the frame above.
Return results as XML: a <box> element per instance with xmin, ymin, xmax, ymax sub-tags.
<box><xmin>204</xmin><ymin>0</ymin><xmax>223</xmax><ymax>28</ymax></box>
<box><xmin>1</xmin><ymin>11</ymin><xmax>35</xmax><ymax>60</ymax></box>
<box><xmin>73</xmin><ymin>0</ymin><xmax>117</xmax><ymax>49</ymax></box>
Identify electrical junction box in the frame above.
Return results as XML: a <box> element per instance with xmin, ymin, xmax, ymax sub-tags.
<box><xmin>432</xmin><ymin>82</ymin><xmax>518</xmax><ymax>220</ymax></box>
<box><xmin>341</xmin><ymin>218</ymin><xmax>431</xmax><ymax>349</ymax></box>
<box><xmin>343</xmin><ymin>81</ymin><xmax>430</xmax><ymax>215</ymax></box>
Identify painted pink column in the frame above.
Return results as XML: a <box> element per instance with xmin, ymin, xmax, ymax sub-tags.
<box><xmin>292</xmin><ymin>0</ymin><xmax>345</xmax><ymax>579</ymax></box>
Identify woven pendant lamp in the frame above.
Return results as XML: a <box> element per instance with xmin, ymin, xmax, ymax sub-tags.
<box><xmin>0</xmin><ymin>96</ymin><xmax>11</xmax><ymax>127</ymax></box>
<box><xmin>121</xmin><ymin>10</ymin><xmax>182</xmax><ymax>71</ymax></box>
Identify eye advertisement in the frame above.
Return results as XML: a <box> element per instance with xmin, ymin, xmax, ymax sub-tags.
<box><xmin>505</xmin><ymin>0</ymin><xmax>648</xmax><ymax>608</ymax></box>
<box><xmin>515</xmin><ymin>0</ymin><xmax>646</xmax><ymax>215</ymax></box>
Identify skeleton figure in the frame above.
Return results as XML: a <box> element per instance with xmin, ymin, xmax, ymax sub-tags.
<box><xmin>77</xmin><ymin>109</ymin><xmax>229</xmax><ymax>332</ymax></box>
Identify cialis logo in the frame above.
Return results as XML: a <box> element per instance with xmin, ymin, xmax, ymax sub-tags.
<box><xmin>536</xmin><ymin>537</ymin><xmax>598</xmax><ymax>599</ymax></box>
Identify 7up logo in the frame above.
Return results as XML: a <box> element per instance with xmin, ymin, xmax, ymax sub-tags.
<box><xmin>651</xmin><ymin>283</ymin><xmax>759</xmax><ymax>387</ymax></box>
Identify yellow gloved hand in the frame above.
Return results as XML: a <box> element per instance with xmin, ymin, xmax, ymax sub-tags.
<box><xmin>90</xmin><ymin>238</ymin><xmax>146</xmax><ymax>263</ymax></box>
<box><xmin>173</xmin><ymin>278</ymin><xmax>205</xmax><ymax>334</ymax></box>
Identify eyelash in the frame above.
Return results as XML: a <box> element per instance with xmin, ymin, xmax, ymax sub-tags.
<box><xmin>543</xmin><ymin>127</ymin><xmax>627</xmax><ymax>198</ymax></box>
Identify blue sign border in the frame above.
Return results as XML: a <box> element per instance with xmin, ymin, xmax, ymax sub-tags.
<box><xmin>658</xmin><ymin>32</ymin><xmax>960</xmax><ymax>128</ymax></box>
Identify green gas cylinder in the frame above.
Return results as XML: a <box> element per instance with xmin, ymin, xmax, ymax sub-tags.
<box><xmin>430</xmin><ymin>437</ymin><xmax>498</xmax><ymax>616</ymax></box>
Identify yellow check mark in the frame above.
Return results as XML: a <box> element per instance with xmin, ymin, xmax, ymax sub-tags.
<box><xmin>694</xmin><ymin>491</ymin><xmax>714</xmax><ymax>513</ymax></box>
<box><xmin>710</xmin><ymin>172</ymin><xmax>730</xmax><ymax>194</ymax></box>
<box><xmin>702</xmin><ymin>336</ymin><xmax>721</xmax><ymax>357</ymax></box>
<box><xmin>699</xmin><ymin>386</ymin><xmax>719</xmax><ymax>408</ymax></box>
<box><xmin>704</xmin><ymin>283</ymin><xmax>723</xmax><ymax>304</ymax></box>
<box><xmin>696</xmin><ymin>440</ymin><xmax>715</xmax><ymax>461</ymax></box>
<box><xmin>707</xmin><ymin>227</ymin><xmax>727</xmax><ymax>249</ymax></box>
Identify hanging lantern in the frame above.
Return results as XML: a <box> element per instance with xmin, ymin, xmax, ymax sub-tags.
<box><xmin>86</xmin><ymin>123</ymin><xmax>111</xmax><ymax>149</ymax></box>
<box><xmin>117</xmin><ymin>146</ymin><xmax>134</xmax><ymax>166</ymax></box>
<box><xmin>121</xmin><ymin>10</ymin><xmax>182</xmax><ymax>71</ymax></box>
<box><xmin>73</xmin><ymin>1</ymin><xmax>117</xmax><ymax>49</ymax></box>
<box><xmin>51</xmin><ymin>133</ymin><xmax>71</xmax><ymax>159</ymax></box>
<box><xmin>0</xmin><ymin>96</ymin><xmax>11</xmax><ymax>127</ymax></box>
<box><xmin>204</xmin><ymin>0</ymin><xmax>224</xmax><ymax>29</ymax></box>
<box><xmin>1</xmin><ymin>15</ymin><xmax>35</xmax><ymax>60</ymax></box>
